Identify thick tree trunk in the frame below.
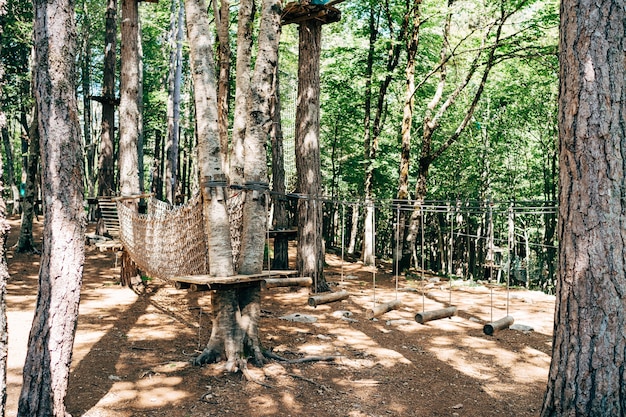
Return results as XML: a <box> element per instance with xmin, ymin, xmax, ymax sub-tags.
<box><xmin>15</xmin><ymin>107</ymin><xmax>39</xmax><ymax>254</ymax></box>
<box><xmin>119</xmin><ymin>0</ymin><xmax>141</xmax><ymax>198</ymax></box>
<box><xmin>185</xmin><ymin>0</ymin><xmax>241</xmax><ymax>370</ymax></box>
<box><xmin>540</xmin><ymin>0</ymin><xmax>626</xmax><ymax>415</ymax></box>
<box><xmin>295</xmin><ymin>20</ymin><xmax>328</xmax><ymax>292</ymax></box>
<box><xmin>165</xmin><ymin>0</ymin><xmax>184</xmax><ymax>204</ymax></box>
<box><xmin>18</xmin><ymin>0</ymin><xmax>85</xmax><ymax>414</ymax></box>
<box><xmin>230</xmin><ymin>0</ymin><xmax>255</xmax><ymax>187</ymax></box>
<box><xmin>97</xmin><ymin>0</ymin><xmax>117</xmax><ymax>205</ymax></box>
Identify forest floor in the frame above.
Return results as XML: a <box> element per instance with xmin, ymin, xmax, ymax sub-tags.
<box><xmin>5</xmin><ymin>216</ymin><xmax>555</xmax><ymax>417</ymax></box>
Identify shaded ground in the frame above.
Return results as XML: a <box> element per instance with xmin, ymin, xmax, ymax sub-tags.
<box><xmin>6</xmin><ymin>216</ymin><xmax>554</xmax><ymax>416</ymax></box>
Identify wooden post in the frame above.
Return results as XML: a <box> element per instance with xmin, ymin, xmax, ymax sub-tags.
<box><xmin>415</xmin><ymin>306</ymin><xmax>457</xmax><ymax>324</ymax></box>
<box><xmin>308</xmin><ymin>289</ymin><xmax>349</xmax><ymax>307</ymax></box>
<box><xmin>483</xmin><ymin>315</ymin><xmax>514</xmax><ymax>335</ymax></box>
<box><xmin>366</xmin><ymin>299</ymin><xmax>402</xmax><ymax>319</ymax></box>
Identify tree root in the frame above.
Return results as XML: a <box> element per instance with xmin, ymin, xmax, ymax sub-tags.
<box><xmin>263</xmin><ymin>349</ymin><xmax>340</xmax><ymax>364</ymax></box>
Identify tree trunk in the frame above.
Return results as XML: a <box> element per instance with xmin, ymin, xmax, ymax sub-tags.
<box><xmin>98</xmin><ymin>0</ymin><xmax>117</xmax><ymax>198</ymax></box>
<box><xmin>0</xmin><ymin>161</ymin><xmax>8</xmax><ymax>417</ymax></box>
<box><xmin>229</xmin><ymin>0</ymin><xmax>255</xmax><ymax>187</ymax></box>
<box><xmin>165</xmin><ymin>0</ymin><xmax>184</xmax><ymax>204</ymax></box>
<box><xmin>215</xmin><ymin>0</ymin><xmax>231</xmax><ymax>177</ymax></box>
<box><xmin>540</xmin><ymin>0</ymin><xmax>626</xmax><ymax>414</ymax></box>
<box><xmin>271</xmin><ymin>63</ymin><xmax>290</xmax><ymax>270</ymax></box>
<box><xmin>394</xmin><ymin>1</ymin><xmax>420</xmax><ymax>273</ymax></box>
<box><xmin>185</xmin><ymin>0</ymin><xmax>239</xmax><ymax>370</ymax></box>
<box><xmin>295</xmin><ymin>20</ymin><xmax>328</xmax><ymax>292</ymax></box>
<box><xmin>18</xmin><ymin>0</ymin><xmax>85</xmax><ymax>414</ymax></box>
<box><xmin>347</xmin><ymin>203</ymin><xmax>359</xmax><ymax>254</ymax></box>
<box><xmin>15</xmin><ymin>106</ymin><xmax>39</xmax><ymax>254</ymax></box>
<box><xmin>81</xmin><ymin>2</ymin><xmax>95</xmax><ymax>206</ymax></box>
<box><xmin>118</xmin><ymin>0</ymin><xmax>141</xmax><ymax>283</ymax></box>
<box><xmin>119</xmin><ymin>0</ymin><xmax>141</xmax><ymax>198</ymax></box>
<box><xmin>0</xmin><ymin>9</ymin><xmax>10</xmax><ymax>409</ymax></box>
<box><xmin>1</xmin><ymin>125</ymin><xmax>20</xmax><ymax>215</ymax></box>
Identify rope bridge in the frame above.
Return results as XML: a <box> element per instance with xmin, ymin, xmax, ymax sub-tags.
<box><xmin>115</xmin><ymin>192</ymin><xmax>245</xmax><ymax>281</ymax></box>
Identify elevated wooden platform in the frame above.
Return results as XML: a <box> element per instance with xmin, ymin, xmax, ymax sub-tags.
<box><xmin>282</xmin><ymin>1</ymin><xmax>341</xmax><ymax>25</ymax></box>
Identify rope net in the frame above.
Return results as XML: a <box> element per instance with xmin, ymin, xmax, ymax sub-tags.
<box><xmin>117</xmin><ymin>194</ymin><xmax>209</xmax><ymax>280</ymax></box>
<box><xmin>116</xmin><ymin>192</ymin><xmax>246</xmax><ymax>280</ymax></box>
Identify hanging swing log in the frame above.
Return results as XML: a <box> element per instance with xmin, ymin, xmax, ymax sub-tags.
<box><xmin>483</xmin><ymin>315</ymin><xmax>514</xmax><ymax>335</ymax></box>
<box><xmin>366</xmin><ymin>299</ymin><xmax>403</xmax><ymax>319</ymax></box>
<box><xmin>415</xmin><ymin>306</ymin><xmax>458</xmax><ymax>324</ymax></box>
<box><xmin>263</xmin><ymin>276</ymin><xmax>313</xmax><ymax>289</ymax></box>
<box><xmin>308</xmin><ymin>290</ymin><xmax>349</xmax><ymax>307</ymax></box>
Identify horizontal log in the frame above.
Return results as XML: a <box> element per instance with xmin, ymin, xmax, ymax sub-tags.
<box><xmin>263</xmin><ymin>277</ymin><xmax>312</xmax><ymax>289</ymax></box>
<box><xmin>308</xmin><ymin>290</ymin><xmax>349</xmax><ymax>307</ymax></box>
<box><xmin>366</xmin><ymin>299</ymin><xmax>402</xmax><ymax>319</ymax></box>
<box><xmin>171</xmin><ymin>270</ymin><xmax>298</xmax><ymax>286</ymax></box>
<box><xmin>415</xmin><ymin>306</ymin><xmax>457</xmax><ymax>324</ymax></box>
<box><xmin>483</xmin><ymin>315</ymin><xmax>514</xmax><ymax>335</ymax></box>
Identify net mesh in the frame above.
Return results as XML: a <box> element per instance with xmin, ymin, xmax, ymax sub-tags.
<box><xmin>116</xmin><ymin>191</ymin><xmax>246</xmax><ymax>280</ymax></box>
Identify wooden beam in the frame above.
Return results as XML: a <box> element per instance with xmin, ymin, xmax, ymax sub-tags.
<box><xmin>308</xmin><ymin>290</ymin><xmax>349</xmax><ymax>307</ymax></box>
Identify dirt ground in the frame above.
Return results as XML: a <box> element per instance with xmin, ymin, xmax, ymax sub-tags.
<box><xmin>5</xmin><ymin>216</ymin><xmax>555</xmax><ymax>417</ymax></box>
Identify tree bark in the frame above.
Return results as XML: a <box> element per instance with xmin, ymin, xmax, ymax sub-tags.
<box><xmin>295</xmin><ymin>19</ymin><xmax>328</xmax><ymax>292</ymax></box>
<box><xmin>394</xmin><ymin>1</ymin><xmax>420</xmax><ymax>273</ymax></box>
<box><xmin>97</xmin><ymin>0</ymin><xmax>117</xmax><ymax>201</ymax></box>
<box><xmin>215</xmin><ymin>0</ymin><xmax>231</xmax><ymax>177</ymax></box>
<box><xmin>0</xmin><ymin>6</ymin><xmax>10</xmax><ymax>410</ymax></box>
<box><xmin>230</xmin><ymin>0</ymin><xmax>255</xmax><ymax>187</ymax></box>
<box><xmin>271</xmin><ymin>66</ymin><xmax>290</xmax><ymax>270</ymax></box>
<box><xmin>165</xmin><ymin>0</ymin><xmax>184</xmax><ymax>204</ymax></box>
<box><xmin>18</xmin><ymin>0</ymin><xmax>85</xmax><ymax>414</ymax></box>
<box><xmin>185</xmin><ymin>0</ymin><xmax>240</xmax><ymax>370</ymax></box>
<box><xmin>540</xmin><ymin>0</ymin><xmax>626</xmax><ymax>414</ymax></box>
<box><xmin>119</xmin><ymin>0</ymin><xmax>141</xmax><ymax>198</ymax></box>
<box><xmin>15</xmin><ymin>106</ymin><xmax>39</xmax><ymax>254</ymax></box>
<box><xmin>1</xmin><ymin>125</ymin><xmax>20</xmax><ymax>215</ymax></box>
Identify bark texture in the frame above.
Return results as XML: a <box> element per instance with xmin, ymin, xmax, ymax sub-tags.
<box><xmin>295</xmin><ymin>20</ymin><xmax>328</xmax><ymax>292</ymax></box>
<box><xmin>97</xmin><ymin>0</ymin><xmax>117</xmax><ymax>201</ymax></box>
<box><xmin>230</xmin><ymin>0</ymin><xmax>255</xmax><ymax>186</ymax></box>
<box><xmin>119</xmin><ymin>0</ymin><xmax>141</xmax><ymax>197</ymax></box>
<box><xmin>540</xmin><ymin>0</ymin><xmax>626</xmax><ymax>415</ymax></box>
<box><xmin>15</xmin><ymin>106</ymin><xmax>40</xmax><ymax>254</ymax></box>
<box><xmin>0</xmin><ymin>3</ymin><xmax>9</xmax><ymax>410</ymax></box>
<box><xmin>18</xmin><ymin>0</ymin><xmax>85</xmax><ymax>415</ymax></box>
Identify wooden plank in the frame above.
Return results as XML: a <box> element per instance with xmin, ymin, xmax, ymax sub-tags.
<box><xmin>171</xmin><ymin>270</ymin><xmax>299</xmax><ymax>286</ymax></box>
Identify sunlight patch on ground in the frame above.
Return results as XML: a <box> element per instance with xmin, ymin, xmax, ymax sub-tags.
<box><xmin>89</xmin><ymin>375</ymin><xmax>189</xmax><ymax>410</ymax></box>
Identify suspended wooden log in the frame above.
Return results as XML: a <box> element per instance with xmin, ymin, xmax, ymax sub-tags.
<box><xmin>189</xmin><ymin>283</ymin><xmax>210</xmax><ymax>292</ymax></box>
<box><xmin>483</xmin><ymin>315</ymin><xmax>514</xmax><ymax>335</ymax></box>
<box><xmin>308</xmin><ymin>290</ymin><xmax>349</xmax><ymax>307</ymax></box>
<box><xmin>263</xmin><ymin>277</ymin><xmax>312</xmax><ymax>289</ymax></box>
<box><xmin>174</xmin><ymin>281</ymin><xmax>190</xmax><ymax>290</ymax></box>
<box><xmin>415</xmin><ymin>306</ymin><xmax>457</xmax><ymax>324</ymax></box>
<box><xmin>366</xmin><ymin>299</ymin><xmax>402</xmax><ymax>319</ymax></box>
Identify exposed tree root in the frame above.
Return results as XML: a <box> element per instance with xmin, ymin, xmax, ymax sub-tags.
<box><xmin>263</xmin><ymin>349</ymin><xmax>340</xmax><ymax>364</ymax></box>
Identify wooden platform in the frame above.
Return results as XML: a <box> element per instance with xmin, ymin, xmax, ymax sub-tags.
<box><xmin>281</xmin><ymin>1</ymin><xmax>341</xmax><ymax>25</ymax></box>
<box><xmin>171</xmin><ymin>270</ymin><xmax>299</xmax><ymax>290</ymax></box>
